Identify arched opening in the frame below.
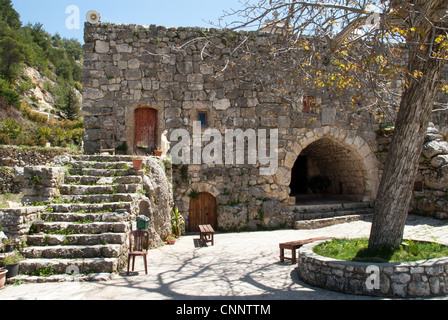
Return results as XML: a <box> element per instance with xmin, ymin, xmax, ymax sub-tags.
<box><xmin>290</xmin><ymin>137</ymin><xmax>368</xmax><ymax>202</ymax></box>
<box><xmin>134</xmin><ymin>108</ymin><xmax>158</xmax><ymax>155</ymax></box>
<box><xmin>188</xmin><ymin>193</ymin><xmax>218</xmax><ymax>232</ymax></box>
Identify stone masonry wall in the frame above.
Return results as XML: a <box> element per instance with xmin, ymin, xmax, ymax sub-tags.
<box><xmin>298</xmin><ymin>240</ymin><xmax>448</xmax><ymax>297</ymax></box>
<box><xmin>81</xmin><ymin>22</ymin><xmax>409</xmax><ymax>231</ymax></box>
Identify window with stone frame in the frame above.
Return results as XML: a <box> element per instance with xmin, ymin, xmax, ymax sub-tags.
<box><xmin>198</xmin><ymin>111</ymin><xmax>209</xmax><ymax>127</ymax></box>
<box><xmin>303</xmin><ymin>95</ymin><xmax>316</xmax><ymax>113</ymax></box>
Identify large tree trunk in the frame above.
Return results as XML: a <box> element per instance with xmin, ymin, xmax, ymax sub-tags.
<box><xmin>369</xmin><ymin>39</ymin><xmax>445</xmax><ymax>249</ymax></box>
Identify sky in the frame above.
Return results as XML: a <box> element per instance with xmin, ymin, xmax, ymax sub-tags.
<box><xmin>11</xmin><ymin>0</ymin><xmax>247</xmax><ymax>44</ymax></box>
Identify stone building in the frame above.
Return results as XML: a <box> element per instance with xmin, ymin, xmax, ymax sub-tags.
<box><xmin>81</xmin><ymin>22</ymin><xmax>447</xmax><ymax>232</ymax></box>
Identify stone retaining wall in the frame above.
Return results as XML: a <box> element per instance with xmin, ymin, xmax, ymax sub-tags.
<box><xmin>0</xmin><ymin>146</ymin><xmax>78</xmax><ymax>195</ymax></box>
<box><xmin>0</xmin><ymin>206</ymin><xmax>46</xmax><ymax>242</ymax></box>
<box><xmin>0</xmin><ymin>146</ymin><xmax>78</xmax><ymax>167</ymax></box>
<box><xmin>297</xmin><ymin>241</ymin><xmax>448</xmax><ymax>298</ymax></box>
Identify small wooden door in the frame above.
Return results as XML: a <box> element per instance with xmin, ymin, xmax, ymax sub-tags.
<box><xmin>189</xmin><ymin>193</ymin><xmax>217</xmax><ymax>232</ymax></box>
<box><xmin>134</xmin><ymin>108</ymin><xmax>158</xmax><ymax>155</ymax></box>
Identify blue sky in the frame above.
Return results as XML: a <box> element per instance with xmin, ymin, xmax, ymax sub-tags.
<box><xmin>11</xmin><ymin>1</ymin><xmax>246</xmax><ymax>43</ymax></box>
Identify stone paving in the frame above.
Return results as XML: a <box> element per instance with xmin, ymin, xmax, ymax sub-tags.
<box><xmin>1</xmin><ymin>215</ymin><xmax>448</xmax><ymax>300</ymax></box>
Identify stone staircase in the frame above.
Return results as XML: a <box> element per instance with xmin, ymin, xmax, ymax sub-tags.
<box><xmin>19</xmin><ymin>155</ymin><xmax>147</xmax><ymax>277</ymax></box>
<box><xmin>291</xmin><ymin>201</ymin><xmax>374</xmax><ymax>229</ymax></box>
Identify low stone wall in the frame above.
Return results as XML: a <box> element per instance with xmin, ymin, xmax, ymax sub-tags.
<box><xmin>0</xmin><ymin>206</ymin><xmax>46</xmax><ymax>241</ymax></box>
<box><xmin>0</xmin><ymin>146</ymin><xmax>79</xmax><ymax>167</ymax></box>
<box><xmin>20</xmin><ymin>166</ymin><xmax>67</xmax><ymax>205</ymax></box>
<box><xmin>0</xmin><ymin>146</ymin><xmax>78</xmax><ymax>195</ymax></box>
<box><xmin>297</xmin><ymin>240</ymin><xmax>448</xmax><ymax>298</ymax></box>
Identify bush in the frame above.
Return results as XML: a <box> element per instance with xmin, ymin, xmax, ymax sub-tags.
<box><xmin>0</xmin><ymin>81</ymin><xmax>21</xmax><ymax>109</ymax></box>
<box><xmin>0</xmin><ymin>133</ymin><xmax>10</xmax><ymax>145</ymax></box>
<box><xmin>0</xmin><ymin>118</ymin><xmax>22</xmax><ymax>142</ymax></box>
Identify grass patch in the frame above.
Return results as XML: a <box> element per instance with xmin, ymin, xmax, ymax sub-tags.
<box><xmin>313</xmin><ymin>238</ymin><xmax>448</xmax><ymax>263</ymax></box>
<box><xmin>0</xmin><ymin>193</ymin><xmax>22</xmax><ymax>208</ymax></box>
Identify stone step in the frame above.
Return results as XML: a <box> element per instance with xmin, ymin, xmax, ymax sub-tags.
<box><xmin>68</xmin><ymin>168</ymin><xmax>145</xmax><ymax>177</ymax></box>
<box><xmin>294</xmin><ymin>214</ymin><xmax>373</xmax><ymax>230</ymax></box>
<box><xmin>40</xmin><ymin>211</ymin><xmax>130</xmax><ymax>223</ymax></box>
<box><xmin>291</xmin><ymin>201</ymin><xmax>373</xmax><ymax>213</ymax></box>
<box><xmin>70</xmin><ymin>161</ymin><xmax>133</xmax><ymax>170</ymax></box>
<box><xmin>64</xmin><ymin>175</ymin><xmax>143</xmax><ymax>185</ymax></box>
<box><xmin>19</xmin><ymin>257</ymin><xmax>120</xmax><ymax>275</ymax></box>
<box><xmin>21</xmin><ymin>244</ymin><xmax>124</xmax><ymax>259</ymax></box>
<box><xmin>74</xmin><ymin>155</ymin><xmax>137</xmax><ymax>162</ymax></box>
<box><xmin>58</xmin><ymin>193</ymin><xmax>141</xmax><ymax>204</ymax></box>
<box><xmin>60</xmin><ymin>184</ymin><xmax>142</xmax><ymax>195</ymax></box>
<box><xmin>31</xmin><ymin>221</ymin><xmax>129</xmax><ymax>235</ymax></box>
<box><xmin>49</xmin><ymin>201</ymin><xmax>133</xmax><ymax>213</ymax></box>
<box><xmin>27</xmin><ymin>233</ymin><xmax>127</xmax><ymax>246</ymax></box>
<box><xmin>294</xmin><ymin>208</ymin><xmax>374</xmax><ymax>221</ymax></box>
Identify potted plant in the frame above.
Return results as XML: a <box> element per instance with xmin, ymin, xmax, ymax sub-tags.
<box><xmin>0</xmin><ymin>269</ymin><xmax>7</xmax><ymax>289</ymax></box>
<box><xmin>132</xmin><ymin>157</ymin><xmax>143</xmax><ymax>170</ymax></box>
<box><xmin>3</xmin><ymin>239</ymin><xmax>15</xmax><ymax>253</ymax></box>
<box><xmin>171</xmin><ymin>207</ymin><xmax>185</xmax><ymax>237</ymax></box>
<box><xmin>154</xmin><ymin>150</ymin><xmax>163</xmax><ymax>157</ymax></box>
<box><xmin>2</xmin><ymin>250</ymin><xmax>24</xmax><ymax>279</ymax></box>
<box><xmin>166</xmin><ymin>234</ymin><xmax>176</xmax><ymax>245</ymax></box>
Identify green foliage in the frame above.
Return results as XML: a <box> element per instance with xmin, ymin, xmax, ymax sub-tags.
<box><xmin>188</xmin><ymin>189</ymin><xmax>199</xmax><ymax>200</ymax></box>
<box><xmin>2</xmin><ymin>250</ymin><xmax>23</xmax><ymax>265</ymax></box>
<box><xmin>32</xmin><ymin>265</ymin><xmax>54</xmax><ymax>277</ymax></box>
<box><xmin>0</xmin><ymin>2</ymin><xmax>84</xmax><ymax>151</ymax></box>
<box><xmin>0</xmin><ymin>117</ymin><xmax>22</xmax><ymax>144</ymax></box>
<box><xmin>0</xmin><ymin>79</ymin><xmax>21</xmax><ymax>108</ymax></box>
<box><xmin>171</xmin><ymin>207</ymin><xmax>185</xmax><ymax>236</ymax></box>
<box><xmin>313</xmin><ymin>238</ymin><xmax>448</xmax><ymax>263</ymax></box>
<box><xmin>0</xmin><ymin>21</ymin><xmax>33</xmax><ymax>84</ymax></box>
<box><xmin>0</xmin><ymin>0</ymin><xmax>21</xmax><ymax>29</ymax></box>
<box><xmin>53</xmin><ymin>80</ymin><xmax>81</xmax><ymax>120</ymax></box>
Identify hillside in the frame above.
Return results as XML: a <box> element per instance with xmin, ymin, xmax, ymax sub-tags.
<box><xmin>0</xmin><ymin>0</ymin><xmax>84</xmax><ymax>149</ymax></box>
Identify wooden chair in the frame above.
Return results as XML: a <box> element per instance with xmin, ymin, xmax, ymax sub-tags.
<box><xmin>127</xmin><ymin>230</ymin><xmax>150</xmax><ymax>275</ymax></box>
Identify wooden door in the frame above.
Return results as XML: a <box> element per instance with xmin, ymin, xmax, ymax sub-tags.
<box><xmin>134</xmin><ymin>108</ymin><xmax>158</xmax><ymax>155</ymax></box>
<box><xmin>189</xmin><ymin>193</ymin><xmax>217</xmax><ymax>232</ymax></box>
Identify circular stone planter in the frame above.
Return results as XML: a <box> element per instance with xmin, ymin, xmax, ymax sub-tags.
<box><xmin>297</xmin><ymin>240</ymin><xmax>448</xmax><ymax>298</ymax></box>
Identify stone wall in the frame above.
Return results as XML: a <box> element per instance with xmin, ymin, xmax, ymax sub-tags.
<box><xmin>412</xmin><ymin>123</ymin><xmax>448</xmax><ymax>219</ymax></box>
<box><xmin>0</xmin><ymin>146</ymin><xmax>78</xmax><ymax>195</ymax></box>
<box><xmin>298</xmin><ymin>240</ymin><xmax>448</xmax><ymax>297</ymax></box>
<box><xmin>372</xmin><ymin>122</ymin><xmax>448</xmax><ymax>220</ymax></box>
<box><xmin>0</xmin><ymin>146</ymin><xmax>78</xmax><ymax>167</ymax></box>
<box><xmin>0</xmin><ymin>206</ymin><xmax>46</xmax><ymax>242</ymax></box>
<box><xmin>20</xmin><ymin>166</ymin><xmax>67</xmax><ymax>205</ymax></box>
<box><xmin>84</xmin><ymin>22</ymin><xmax>448</xmax><ymax>231</ymax></box>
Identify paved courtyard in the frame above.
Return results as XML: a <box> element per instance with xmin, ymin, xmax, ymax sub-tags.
<box><xmin>1</xmin><ymin>215</ymin><xmax>448</xmax><ymax>300</ymax></box>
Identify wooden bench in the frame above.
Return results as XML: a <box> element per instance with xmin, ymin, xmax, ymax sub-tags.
<box><xmin>279</xmin><ymin>237</ymin><xmax>330</xmax><ymax>264</ymax></box>
<box><xmin>199</xmin><ymin>224</ymin><xmax>215</xmax><ymax>246</ymax></box>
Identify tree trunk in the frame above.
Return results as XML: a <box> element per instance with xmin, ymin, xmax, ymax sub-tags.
<box><xmin>369</xmin><ymin>40</ymin><xmax>445</xmax><ymax>249</ymax></box>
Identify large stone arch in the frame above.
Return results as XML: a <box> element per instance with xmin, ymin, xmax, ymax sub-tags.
<box><xmin>282</xmin><ymin>126</ymin><xmax>380</xmax><ymax>202</ymax></box>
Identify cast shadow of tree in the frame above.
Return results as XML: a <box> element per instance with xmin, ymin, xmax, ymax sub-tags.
<box><xmin>96</xmin><ymin>250</ymin><xmax>371</xmax><ymax>300</ymax></box>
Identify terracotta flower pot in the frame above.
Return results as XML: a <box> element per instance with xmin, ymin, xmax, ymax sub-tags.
<box><xmin>132</xmin><ymin>159</ymin><xmax>143</xmax><ymax>170</ymax></box>
<box><xmin>154</xmin><ymin>150</ymin><xmax>163</xmax><ymax>157</ymax></box>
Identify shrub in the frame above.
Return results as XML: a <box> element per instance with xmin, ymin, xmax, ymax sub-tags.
<box><xmin>0</xmin><ymin>118</ymin><xmax>22</xmax><ymax>141</ymax></box>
